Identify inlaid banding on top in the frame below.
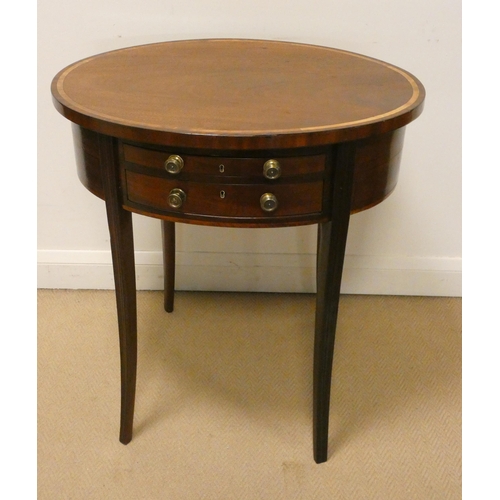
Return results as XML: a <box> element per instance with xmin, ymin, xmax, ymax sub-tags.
<box><xmin>52</xmin><ymin>39</ymin><xmax>425</xmax><ymax>148</ymax></box>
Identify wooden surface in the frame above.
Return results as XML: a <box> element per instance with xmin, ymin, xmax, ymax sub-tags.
<box><xmin>52</xmin><ymin>39</ymin><xmax>424</xmax><ymax>150</ymax></box>
<box><xmin>72</xmin><ymin>124</ymin><xmax>407</xmax><ymax>220</ymax></box>
<box><xmin>51</xmin><ymin>39</ymin><xmax>425</xmax><ymax>463</ymax></box>
<box><xmin>98</xmin><ymin>135</ymin><xmax>137</xmax><ymax>445</ymax></box>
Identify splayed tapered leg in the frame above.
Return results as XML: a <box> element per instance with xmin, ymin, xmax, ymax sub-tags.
<box><xmin>313</xmin><ymin>143</ymin><xmax>355</xmax><ymax>463</ymax></box>
<box><xmin>162</xmin><ymin>221</ymin><xmax>175</xmax><ymax>313</ymax></box>
<box><xmin>99</xmin><ymin>134</ymin><xmax>137</xmax><ymax>444</ymax></box>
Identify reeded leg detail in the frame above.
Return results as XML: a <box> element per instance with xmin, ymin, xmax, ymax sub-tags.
<box><xmin>99</xmin><ymin>135</ymin><xmax>138</xmax><ymax>445</ymax></box>
<box><xmin>313</xmin><ymin>143</ymin><xmax>356</xmax><ymax>463</ymax></box>
<box><xmin>162</xmin><ymin>221</ymin><xmax>176</xmax><ymax>313</ymax></box>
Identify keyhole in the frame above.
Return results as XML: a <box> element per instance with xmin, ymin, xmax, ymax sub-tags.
<box><xmin>219</xmin><ymin>164</ymin><xmax>225</xmax><ymax>173</ymax></box>
<box><xmin>220</xmin><ymin>190</ymin><xmax>226</xmax><ymax>199</ymax></box>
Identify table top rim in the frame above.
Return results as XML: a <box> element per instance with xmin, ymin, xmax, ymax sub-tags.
<box><xmin>51</xmin><ymin>38</ymin><xmax>425</xmax><ymax>149</ymax></box>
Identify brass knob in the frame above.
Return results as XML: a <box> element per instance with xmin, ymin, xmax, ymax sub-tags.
<box><xmin>263</xmin><ymin>159</ymin><xmax>281</xmax><ymax>180</ymax></box>
<box><xmin>260</xmin><ymin>193</ymin><xmax>278</xmax><ymax>212</ymax></box>
<box><xmin>168</xmin><ymin>188</ymin><xmax>186</xmax><ymax>208</ymax></box>
<box><xmin>164</xmin><ymin>155</ymin><xmax>184</xmax><ymax>175</ymax></box>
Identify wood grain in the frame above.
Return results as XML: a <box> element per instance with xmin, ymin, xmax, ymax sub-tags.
<box><xmin>73</xmin><ymin>125</ymin><xmax>404</xmax><ymax>216</ymax></box>
<box><xmin>122</xmin><ymin>144</ymin><xmax>327</xmax><ymax>178</ymax></box>
<box><xmin>125</xmin><ymin>171</ymin><xmax>324</xmax><ymax>219</ymax></box>
<box><xmin>51</xmin><ymin>40</ymin><xmax>426</xmax><ymax>462</ymax></box>
<box><xmin>52</xmin><ymin>39</ymin><xmax>425</xmax><ymax>150</ymax></box>
<box><xmin>98</xmin><ymin>134</ymin><xmax>137</xmax><ymax>445</ymax></box>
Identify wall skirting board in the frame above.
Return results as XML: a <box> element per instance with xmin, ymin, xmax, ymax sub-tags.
<box><xmin>37</xmin><ymin>250</ymin><xmax>462</xmax><ymax>297</ymax></box>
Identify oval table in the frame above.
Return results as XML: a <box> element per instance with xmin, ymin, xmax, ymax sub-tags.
<box><xmin>51</xmin><ymin>39</ymin><xmax>425</xmax><ymax>463</ymax></box>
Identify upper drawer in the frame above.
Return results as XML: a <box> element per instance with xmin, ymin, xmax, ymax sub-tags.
<box><xmin>122</xmin><ymin>144</ymin><xmax>326</xmax><ymax>179</ymax></box>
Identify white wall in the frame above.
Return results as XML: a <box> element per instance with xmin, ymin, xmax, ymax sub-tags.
<box><xmin>37</xmin><ymin>0</ymin><xmax>461</xmax><ymax>296</ymax></box>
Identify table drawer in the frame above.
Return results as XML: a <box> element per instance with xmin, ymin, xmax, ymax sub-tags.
<box><xmin>125</xmin><ymin>171</ymin><xmax>323</xmax><ymax>219</ymax></box>
<box><xmin>122</xmin><ymin>144</ymin><xmax>326</xmax><ymax>179</ymax></box>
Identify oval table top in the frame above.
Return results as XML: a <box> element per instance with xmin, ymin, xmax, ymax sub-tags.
<box><xmin>51</xmin><ymin>39</ymin><xmax>425</xmax><ymax>149</ymax></box>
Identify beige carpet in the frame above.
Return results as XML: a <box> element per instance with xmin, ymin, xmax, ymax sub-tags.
<box><xmin>38</xmin><ymin>290</ymin><xmax>461</xmax><ymax>499</ymax></box>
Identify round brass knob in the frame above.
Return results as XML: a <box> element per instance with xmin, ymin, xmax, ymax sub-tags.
<box><xmin>167</xmin><ymin>188</ymin><xmax>186</xmax><ymax>208</ymax></box>
<box><xmin>164</xmin><ymin>155</ymin><xmax>184</xmax><ymax>175</ymax></box>
<box><xmin>260</xmin><ymin>193</ymin><xmax>278</xmax><ymax>212</ymax></box>
<box><xmin>263</xmin><ymin>159</ymin><xmax>281</xmax><ymax>180</ymax></box>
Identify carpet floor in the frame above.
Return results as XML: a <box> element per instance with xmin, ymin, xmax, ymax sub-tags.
<box><xmin>38</xmin><ymin>290</ymin><xmax>461</xmax><ymax>499</ymax></box>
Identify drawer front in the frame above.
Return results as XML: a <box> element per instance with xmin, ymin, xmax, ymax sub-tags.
<box><xmin>125</xmin><ymin>171</ymin><xmax>323</xmax><ymax>219</ymax></box>
<box><xmin>122</xmin><ymin>144</ymin><xmax>326</xmax><ymax>179</ymax></box>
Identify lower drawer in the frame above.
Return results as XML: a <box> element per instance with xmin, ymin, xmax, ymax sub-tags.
<box><xmin>125</xmin><ymin>171</ymin><xmax>323</xmax><ymax>219</ymax></box>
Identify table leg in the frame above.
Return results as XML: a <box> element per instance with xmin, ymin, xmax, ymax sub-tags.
<box><xmin>99</xmin><ymin>135</ymin><xmax>137</xmax><ymax>445</ymax></box>
<box><xmin>313</xmin><ymin>142</ymin><xmax>356</xmax><ymax>463</ymax></box>
<box><xmin>162</xmin><ymin>221</ymin><xmax>176</xmax><ymax>313</ymax></box>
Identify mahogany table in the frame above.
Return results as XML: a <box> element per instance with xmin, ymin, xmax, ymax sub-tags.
<box><xmin>51</xmin><ymin>39</ymin><xmax>425</xmax><ymax>463</ymax></box>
